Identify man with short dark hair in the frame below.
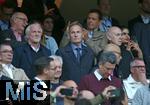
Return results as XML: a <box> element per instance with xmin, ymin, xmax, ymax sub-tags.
<box><xmin>79</xmin><ymin>51</ymin><xmax>122</xmax><ymax>105</ymax></box>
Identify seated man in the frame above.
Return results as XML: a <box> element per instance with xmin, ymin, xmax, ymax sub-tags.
<box><xmin>79</xmin><ymin>51</ymin><xmax>122</xmax><ymax>105</ymax></box>
<box><xmin>0</xmin><ymin>41</ymin><xmax>29</xmax><ymax>80</ymax></box>
<box><xmin>123</xmin><ymin>58</ymin><xmax>149</xmax><ymax>105</ymax></box>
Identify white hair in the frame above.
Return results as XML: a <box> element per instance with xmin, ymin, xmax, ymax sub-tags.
<box><xmin>49</xmin><ymin>55</ymin><xmax>63</xmax><ymax>65</ymax></box>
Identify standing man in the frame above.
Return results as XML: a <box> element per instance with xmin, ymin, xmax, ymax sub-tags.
<box><xmin>128</xmin><ymin>0</ymin><xmax>150</xmax><ymax>79</ymax></box>
<box><xmin>12</xmin><ymin>22</ymin><xmax>51</xmax><ymax>79</ymax></box>
<box><xmin>97</xmin><ymin>0</ymin><xmax>120</xmax><ymax>32</ymax></box>
<box><xmin>56</xmin><ymin>21</ymin><xmax>94</xmax><ymax>84</ymax></box>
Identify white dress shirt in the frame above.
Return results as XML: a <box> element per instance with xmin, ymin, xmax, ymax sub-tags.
<box><xmin>123</xmin><ymin>75</ymin><xmax>143</xmax><ymax>105</ymax></box>
<box><xmin>2</xmin><ymin>64</ymin><xmax>13</xmax><ymax>79</ymax></box>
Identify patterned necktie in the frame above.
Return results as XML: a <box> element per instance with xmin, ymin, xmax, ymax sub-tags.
<box><xmin>75</xmin><ymin>48</ymin><xmax>81</xmax><ymax>63</ymax></box>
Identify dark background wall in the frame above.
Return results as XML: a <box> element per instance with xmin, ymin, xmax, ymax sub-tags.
<box><xmin>59</xmin><ymin>0</ymin><xmax>139</xmax><ymax>26</ymax></box>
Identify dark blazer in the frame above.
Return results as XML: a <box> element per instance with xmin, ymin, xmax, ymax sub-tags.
<box><xmin>128</xmin><ymin>15</ymin><xmax>143</xmax><ymax>34</ymax></box>
<box><xmin>56</xmin><ymin>43</ymin><xmax>94</xmax><ymax>84</ymax></box>
<box><xmin>12</xmin><ymin>43</ymin><xmax>51</xmax><ymax>79</ymax></box>
<box><xmin>132</xmin><ymin>23</ymin><xmax>150</xmax><ymax>78</ymax></box>
<box><xmin>111</xmin><ymin>17</ymin><xmax>120</xmax><ymax>26</ymax></box>
<box><xmin>0</xmin><ymin>29</ymin><xmax>25</xmax><ymax>48</ymax></box>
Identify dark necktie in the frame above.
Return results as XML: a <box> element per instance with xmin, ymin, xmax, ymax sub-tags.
<box><xmin>75</xmin><ymin>48</ymin><xmax>81</xmax><ymax>63</ymax></box>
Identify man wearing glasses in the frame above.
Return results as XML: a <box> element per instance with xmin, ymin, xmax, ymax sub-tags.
<box><xmin>0</xmin><ymin>12</ymin><xmax>28</xmax><ymax>48</ymax></box>
<box><xmin>123</xmin><ymin>58</ymin><xmax>149</xmax><ymax>105</ymax></box>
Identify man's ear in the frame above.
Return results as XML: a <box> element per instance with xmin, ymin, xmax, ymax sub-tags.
<box><xmin>67</xmin><ymin>33</ymin><xmax>70</xmax><ymax>40</ymax></box>
<box><xmin>99</xmin><ymin>64</ymin><xmax>103</xmax><ymax>69</ymax></box>
<box><xmin>43</xmin><ymin>68</ymin><xmax>49</xmax><ymax>74</ymax></box>
<box><xmin>106</xmin><ymin>34</ymin><xmax>112</xmax><ymax>41</ymax></box>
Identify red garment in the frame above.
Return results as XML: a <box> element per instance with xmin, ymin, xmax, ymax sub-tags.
<box><xmin>0</xmin><ymin>0</ymin><xmax>5</xmax><ymax>5</ymax></box>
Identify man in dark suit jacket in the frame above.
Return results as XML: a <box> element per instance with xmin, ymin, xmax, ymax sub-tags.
<box><xmin>12</xmin><ymin>22</ymin><xmax>51</xmax><ymax>79</ymax></box>
<box><xmin>128</xmin><ymin>0</ymin><xmax>150</xmax><ymax>37</ymax></box>
<box><xmin>56</xmin><ymin>21</ymin><xmax>94</xmax><ymax>84</ymax></box>
<box><xmin>128</xmin><ymin>0</ymin><xmax>150</xmax><ymax>78</ymax></box>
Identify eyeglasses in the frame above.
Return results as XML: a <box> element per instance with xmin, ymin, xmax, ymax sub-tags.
<box><xmin>0</xmin><ymin>50</ymin><xmax>13</xmax><ymax>54</ymax></box>
<box><xmin>132</xmin><ymin>66</ymin><xmax>145</xmax><ymax>69</ymax></box>
<box><xmin>16</xmin><ymin>17</ymin><xmax>28</xmax><ymax>22</ymax></box>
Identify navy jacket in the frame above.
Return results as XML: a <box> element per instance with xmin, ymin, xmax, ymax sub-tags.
<box><xmin>56</xmin><ymin>43</ymin><xmax>94</xmax><ymax>84</ymax></box>
<box><xmin>12</xmin><ymin>43</ymin><xmax>51</xmax><ymax>79</ymax></box>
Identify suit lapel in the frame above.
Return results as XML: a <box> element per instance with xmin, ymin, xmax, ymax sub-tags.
<box><xmin>65</xmin><ymin>44</ymin><xmax>78</xmax><ymax>64</ymax></box>
<box><xmin>1</xmin><ymin>68</ymin><xmax>10</xmax><ymax>78</ymax></box>
<box><xmin>81</xmin><ymin>45</ymin><xmax>88</xmax><ymax>60</ymax></box>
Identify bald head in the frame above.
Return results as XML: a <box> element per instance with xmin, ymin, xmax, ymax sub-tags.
<box><xmin>63</xmin><ymin>80</ymin><xmax>78</xmax><ymax>88</ymax></box>
<box><xmin>106</xmin><ymin>26</ymin><xmax>122</xmax><ymax>46</ymax></box>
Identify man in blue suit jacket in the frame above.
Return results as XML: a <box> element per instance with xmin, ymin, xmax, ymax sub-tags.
<box><xmin>56</xmin><ymin>21</ymin><xmax>94</xmax><ymax>84</ymax></box>
<box><xmin>12</xmin><ymin>22</ymin><xmax>51</xmax><ymax>79</ymax></box>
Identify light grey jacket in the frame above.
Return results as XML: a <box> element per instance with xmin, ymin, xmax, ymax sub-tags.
<box><xmin>0</xmin><ymin>64</ymin><xmax>29</xmax><ymax>80</ymax></box>
<box><xmin>132</xmin><ymin>84</ymin><xmax>150</xmax><ymax>105</ymax></box>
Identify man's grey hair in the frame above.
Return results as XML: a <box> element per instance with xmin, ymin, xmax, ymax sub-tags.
<box><xmin>25</xmin><ymin>22</ymin><xmax>42</xmax><ymax>40</ymax></box>
<box><xmin>49</xmin><ymin>55</ymin><xmax>63</xmax><ymax>65</ymax></box>
<box><xmin>130</xmin><ymin>58</ymin><xmax>144</xmax><ymax>68</ymax></box>
<box><xmin>98</xmin><ymin>51</ymin><xmax>117</xmax><ymax>65</ymax></box>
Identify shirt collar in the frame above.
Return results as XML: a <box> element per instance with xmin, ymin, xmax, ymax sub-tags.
<box><xmin>34</xmin><ymin>77</ymin><xmax>48</xmax><ymax>88</ymax></box>
<box><xmin>71</xmin><ymin>43</ymin><xmax>82</xmax><ymax>50</ymax></box>
<box><xmin>30</xmin><ymin>44</ymin><xmax>40</xmax><ymax>52</ymax></box>
<box><xmin>94</xmin><ymin>69</ymin><xmax>111</xmax><ymax>81</ymax></box>
<box><xmin>141</xmin><ymin>15</ymin><xmax>150</xmax><ymax>24</ymax></box>
<box><xmin>127</xmin><ymin>74</ymin><xmax>141</xmax><ymax>84</ymax></box>
<box><xmin>1</xmin><ymin>63</ymin><xmax>13</xmax><ymax>69</ymax></box>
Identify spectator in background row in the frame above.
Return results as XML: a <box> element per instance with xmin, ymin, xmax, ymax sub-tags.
<box><xmin>16</xmin><ymin>0</ymin><xmax>66</xmax><ymax>45</ymax></box>
<box><xmin>128</xmin><ymin>0</ymin><xmax>150</xmax><ymax>33</ymax></box>
<box><xmin>0</xmin><ymin>12</ymin><xmax>28</xmax><ymax>47</ymax></box>
<box><xmin>60</xmin><ymin>9</ymin><xmax>108</xmax><ymax>56</ymax></box>
<box><xmin>0</xmin><ymin>0</ymin><xmax>16</xmax><ymax>31</ymax></box>
<box><xmin>97</xmin><ymin>0</ymin><xmax>120</xmax><ymax>32</ymax></box>
<box><xmin>12</xmin><ymin>21</ymin><xmax>51</xmax><ymax>79</ymax></box>
<box><xmin>82</xmin><ymin>9</ymin><xmax>108</xmax><ymax>56</ymax></box>
<box><xmin>41</xmin><ymin>15</ymin><xmax>58</xmax><ymax>55</ymax></box>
